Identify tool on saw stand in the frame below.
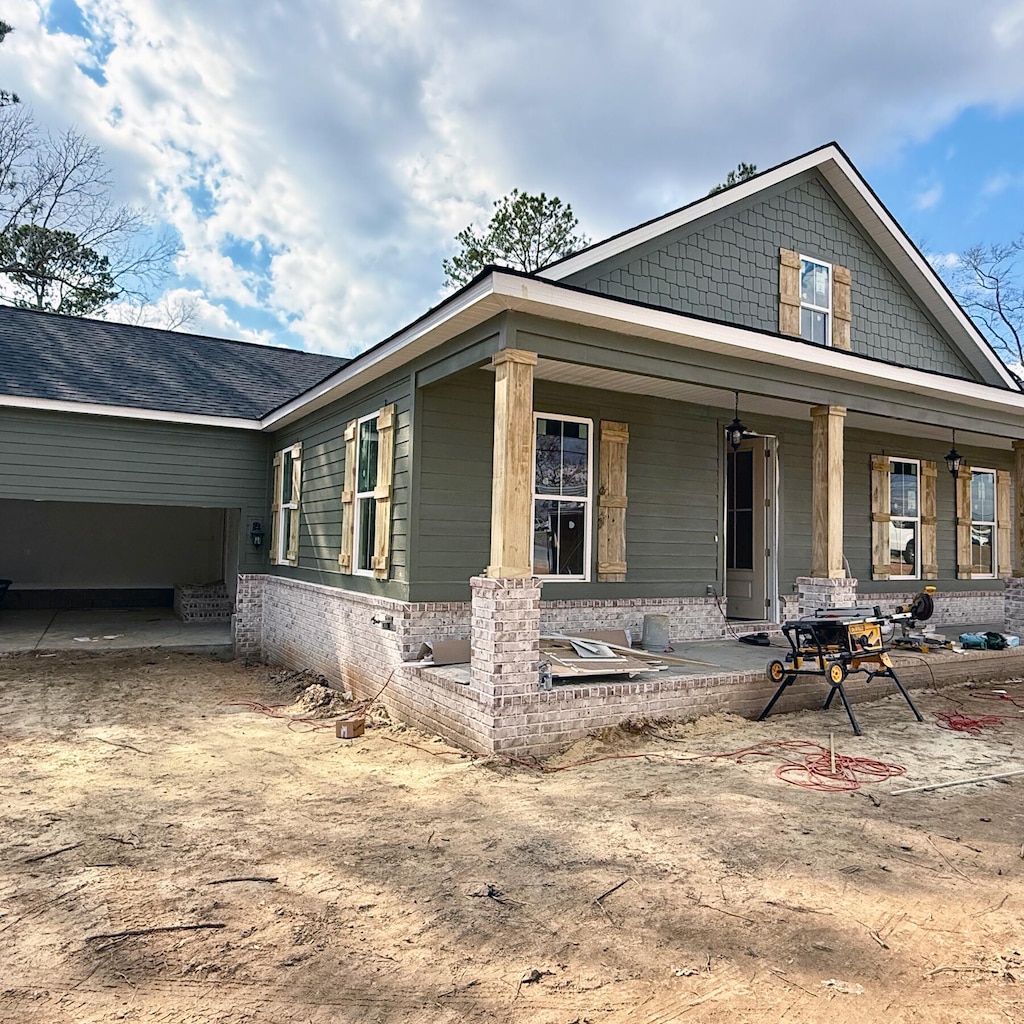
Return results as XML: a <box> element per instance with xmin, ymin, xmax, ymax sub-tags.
<box><xmin>886</xmin><ymin>586</ymin><xmax>950</xmax><ymax>652</ymax></box>
<box><xmin>759</xmin><ymin>597</ymin><xmax>927</xmax><ymax>736</ymax></box>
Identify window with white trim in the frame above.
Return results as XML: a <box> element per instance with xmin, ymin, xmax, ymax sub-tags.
<box><xmin>353</xmin><ymin>413</ymin><xmax>379</xmax><ymax>575</ymax></box>
<box><xmin>970</xmin><ymin>468</ymin><xmax>997</xmax><ymax>578</ymax></box>
<box><xmin>273</xmin><ymin>442</ymin><xmax>302</xmax><ymax>566</ymax></box>
<box><xmin>888</xmin><ymin>458</ymin><xmax>920</xmax><ymax>579</ymax></box>
<box><xmin>533</xmin><ymin>414</ymin><xmax>592</xmax><ymax>579</ymax></box>
<box><xmin>800</xmin><ymin>256</ymin><xmax>831</xmax><ymax>345</ymax></box>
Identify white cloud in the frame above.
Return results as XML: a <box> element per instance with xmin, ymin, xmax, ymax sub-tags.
<box><xmin>6</xmin><ymin>0</ymin><xmax>1024</xmax><ymax>355</ymax></box>
<box><xmin>981</xmin><ymin>169</ymin><xmax>1024</xmax><ymax>196</ymax></box>
<box><xmin>914</xmin><ymin>183</ymin><xmax>943</xmax><ymax>210</ymax></box>
<box><xmin>927</xmin><ymin>251</ymin><xmax>961</xmax><ymax>271</ymax></box>
<box><xmin>102</xmin><ymin>288</ymin><xmax>274</xmax><ymax>345</ymax></box>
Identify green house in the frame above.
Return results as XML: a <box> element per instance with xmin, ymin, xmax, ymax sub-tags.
<box><xmin>4</xmin><ymin>143</ymin><xmax>1024</xmax><ymax>753</ymax></box>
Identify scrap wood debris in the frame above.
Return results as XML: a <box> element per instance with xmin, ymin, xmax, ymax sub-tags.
<box><xmin>86</xmin><ymin>922</ymin><xmax>226</xmax><ymax>943</ymax></box>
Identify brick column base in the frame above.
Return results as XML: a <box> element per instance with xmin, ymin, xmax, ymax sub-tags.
<box><xmin>470</xmin><ymin>576</ymin><xmax>542</xmax><ymax>698</ymax></box>
<box><xmin>796</xmin><ymin>576</ymin><xmax>858</xmax><ymax>617</ymax></box>
<box><xmin>1004</xmin><ymin>577</ymin><xmax>1024</xmax><ymax>635</ymax></box>
<box><xmin>232</xmin><ymin>573</ymin><xmax>265</xmax><ymax>661</ymax></box>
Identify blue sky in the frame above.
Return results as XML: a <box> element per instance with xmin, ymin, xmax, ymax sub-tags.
<box><xmin>3</xmin><ymin>0</ymin><xmax>1024</xmax><ymax>356</ymax></box>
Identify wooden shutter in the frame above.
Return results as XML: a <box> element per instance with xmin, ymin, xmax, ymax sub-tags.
<box><xmin>286</xmin><ymin>443</ymin><xmax>302</xmax><ymax>565</ymax></box>
<box><xmin>832</xmin><ymin>264</ymin><xmax>852</xmax><ymax>351</ymax></box>
<box><xmin>372</xmin><ymin>404</ymin><xmax>396</xmax><ymax>580</ymax></box>
<box><xmin>997</xmin><ymin>469</ymin><xmax>1012</xmax><ymax>577</ymax></box>
<box><xmin>338</xmin><ymin>420</ymin><xmax>357</xmax><ymax>572</ymax></box>
<box><xmin>956</xmin><ymin>463</ymin><xmax>973</xmax><ymax>580</ymax></box>
<box><xmin>870</xmin><ymin>455</ymin><xmax>891</xmax><ymax>580</ymax></box>
<box><xmin>270</xmin><ymin>451</ymin><xmax>283</xmax><ymax>566</ymax></box>
<box><xmin>779</xmin><ymin>248</ymin><xmax>801</xmax><ymax>337</ymax></box>
<box><xmin>597</xmin><ymin>421</ymin><xmax>629</xmax><ymax>582</ymax></box>
<box><xmin>920</xmin><ymin>460</ymin><xmax>937</xmax><ymax>579</ymax></box>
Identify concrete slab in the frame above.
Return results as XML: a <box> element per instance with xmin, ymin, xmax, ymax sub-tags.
<box><xmin>0</xmin><ymin>608</ymin><xmax>231</xmax><ymax>654</ymax></box>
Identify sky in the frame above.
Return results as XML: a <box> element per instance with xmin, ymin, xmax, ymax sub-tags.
<box><xmin>3</xmin><ymin>0</ymin><xmax>1024</xmax><ymax>357</ymax></box>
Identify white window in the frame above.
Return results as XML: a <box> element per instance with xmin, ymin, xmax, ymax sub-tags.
<box><xmin>800</xmin><ymin>256</ymin><xmax>831</xmax><ymax>345</ymax></box>
<box><xmin>888</xmin><ymin>458</ymin><xmax>920</xmax><ymax>580</ymax></box>
<box><xmin>970</xmin><ymin>468</ymin><xmax>997</xmax><ymax>578</ymax></box>
<box><xmin>353</xmin><ymin>413</ymin><xmax>379</xmax><ymax>575</ymax></box>
<box><xmin>533</xmin><ymin>414</ymin><xmax>592</xmax><ymax>580</ymax></box>
<box><xmin>273</xmin><ymin>442</ymin><xmax>302</xmax><ymax>566</ymax></box>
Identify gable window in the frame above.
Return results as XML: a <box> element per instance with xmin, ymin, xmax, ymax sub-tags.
<box><xmin>888</xmin><ymin>458</ymin><xmax>920</xmax><ymax>579</ymax></box>
<box><xmin>800</xmin><ymin>257</ymin><xmax>832</xmax><ymax>345</ymax></box>
<box><xmin>353</xmin><ymin>414</ymin><xmax>379</xmax><ymax>575</ymax></box>
<box><xmin>271</xmin><ymin>442</ymin><xmax>302</xmax><ymax>566</ymax></box>
<box><xmin>970</xmin><ymin>469</ymin><xmax>997</xmax><ymax>578</ymax></box>
<box><xmin>533</xmin><ymin>414</ymin><xmax>592</xmax><ymax>579</ymax></box>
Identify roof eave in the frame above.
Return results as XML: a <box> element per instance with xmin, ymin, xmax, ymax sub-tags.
<box><xmin>0</xmin><ymin>393</ymin><xmax>264</xmax><ymax>430</ymax></box>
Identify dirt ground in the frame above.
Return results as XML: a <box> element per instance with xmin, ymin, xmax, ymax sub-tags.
<box><xmin>1</xmin><ymin>650</ymin><xmax>1023</xmax><ymax>1024</ymax></box>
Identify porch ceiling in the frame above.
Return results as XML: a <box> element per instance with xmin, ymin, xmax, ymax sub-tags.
<box><xmin>531</xmin><ymin>358</ymin><xmax>1013</xmax><ymax>450</ymax></box>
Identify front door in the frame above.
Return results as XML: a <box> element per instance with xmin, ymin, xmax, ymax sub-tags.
<box><xmin>725</xmin><ymin>437</ymin><xmax>774</xmax><ymax>620</ymax></box>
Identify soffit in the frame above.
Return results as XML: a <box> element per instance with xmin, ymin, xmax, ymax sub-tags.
<box><xmin>531</xmin><ymin>358</ymin><xmax>1012</xmax><ymax>450</ymax></box>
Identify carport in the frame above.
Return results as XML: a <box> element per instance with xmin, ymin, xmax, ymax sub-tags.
<box><xmin>2</xmin><ymin>498</ymin><xmax>238</xmax><ymax>611</ymax></box>
<box><xmin>0</xmin><ymin>305</ymin><xmax>346</xmax><ymax>649</ymax></box>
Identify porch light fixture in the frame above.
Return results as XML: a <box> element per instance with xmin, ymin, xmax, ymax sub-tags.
<box><xmin>944</xmin><ymin>430</ymin><xmax>963</xmax><ymax>480</ymax></box>
<box><xmin>250</xmin><ymin>521</ymin><xmax>266</xmax><ymax>549</ymax></box>
<box><xmin>726</xmin><ymin>391</ymin><xmax>748</xmax><ymax>452</ymax></box>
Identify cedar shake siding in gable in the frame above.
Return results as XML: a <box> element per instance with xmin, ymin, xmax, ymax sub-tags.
<box><xmin>563</xmin><ymin>170</ymin><xmax>977</xmax><ymax>381</ymax></box>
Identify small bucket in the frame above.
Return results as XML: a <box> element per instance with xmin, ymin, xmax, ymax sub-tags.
<box><xmin>640</xmin><ymin>613</ymin><xmax>671</xmax><ymax>652</ymax></box>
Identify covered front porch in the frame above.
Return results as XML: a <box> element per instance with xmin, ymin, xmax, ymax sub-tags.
<box><xmin>409</xmin><ymin>316</ymin><xmax>1024</xmax><ymax>753</ymax></box>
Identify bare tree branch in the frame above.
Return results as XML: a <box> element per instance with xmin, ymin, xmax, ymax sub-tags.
<box><xmin>950</xmin><ymin>239</ymin><xmax>1024</xmax><ymax>366</ymax></box>
<box><xmin>0</xmin><ymin>107</ymin><xmax>180</xmax><ymax>316</ymax></box>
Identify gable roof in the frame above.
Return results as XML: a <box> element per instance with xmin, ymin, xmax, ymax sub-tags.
<box><xmin>0</xmin><ymin>306</ymin><xmax>346</xmax><ymax>422</ymax></box>
<box><xmin>537</xmin><ymin>142</ymin><xmax>1018</xmax><ymax>392</ymax></box>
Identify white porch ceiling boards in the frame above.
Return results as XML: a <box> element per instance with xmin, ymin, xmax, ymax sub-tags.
<box><xmin>530</xmin><ymin>357</ymin><xmax>1012</xmax><ymax>451</ymax></box>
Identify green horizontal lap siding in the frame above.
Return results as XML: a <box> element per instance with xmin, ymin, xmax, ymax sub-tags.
<box><xmin>748</xmin><ymin>415</ymin><xmax>814</xmax><ymax>587</ymax></box>
<box><xmin>843</xmin><ymin>428</ymin><xmax>1012</xmax><ymax>590</ymax></box>
<box><xmin>413</xmin><ymin>369</ymin><xmax>722</xmax><ymax>600</ymax></box>
<box><xmin>270</xmin><ymin>376</ymin><xmax>412</xmax><ymax>593</ymax></box>
<box><xmin>416</xmin><ymin>371</ymin><xmax>494</xmax><ymax>581</ymax></box>
<box><xmin>0</xmin><ymin>407</ymin><xmax>269</xmax><ymax>573</ymax></box>
<box><xmin>565</xmin><ymin>170</ymin><xmax>978</xmax><ymax>382</ymax></box>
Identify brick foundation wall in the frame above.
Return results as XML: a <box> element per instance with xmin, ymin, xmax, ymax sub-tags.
<box><xmin>234</xmin><ymin>572</ymin><xmax>1024</xmax><ymax>758</ymax></box>
<box><xmin>857</xmin><ymin>588</ymin><xmax>1005</xmax><ymax>628</ymax></box>
<box><xmin>540</xmin><ymin>596</ymin><xmax>725</xmax><ymax>642</ymax></box>
<box><xmin>405</xmin><ymin>646</ymin><xmax>1024</xmax><ymax>757</ymax></box>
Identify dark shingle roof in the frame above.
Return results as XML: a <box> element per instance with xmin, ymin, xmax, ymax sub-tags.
<box><xmin>0</xmin><ymin>306</ymin><xmax>347</xmax><ymax>419</ymax></box>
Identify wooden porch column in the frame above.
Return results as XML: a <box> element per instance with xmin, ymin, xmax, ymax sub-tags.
<box><xmin>1013</xmin><ymin>440</ymin><xmax>1024</xmax><ymax>577</ymax></box>
<box><xmin>810</xmin><ymin>405</ymin><xmax>846</xmax><ymax>579</ymax></box>
<box><xmin>486</xmin><ymin>348</ymin><xmax>537</xmax><ymax>579</ymax></box>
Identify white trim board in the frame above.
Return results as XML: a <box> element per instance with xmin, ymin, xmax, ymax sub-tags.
<box><xmin>0</xmin><ymin>393</ymin><xmax>262</xmax><ymax>430</ymax></box>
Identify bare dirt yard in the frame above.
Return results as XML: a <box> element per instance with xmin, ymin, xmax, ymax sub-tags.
<box><xmin>1</xmin><ymin>649</ymin><xmax>1023</xmax><ymax>1023</ymax></box>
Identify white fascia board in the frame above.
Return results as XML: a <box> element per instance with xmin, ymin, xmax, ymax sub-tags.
<box><xmin>0</xmin><ymin>393</ymin><xmax>262</xmax><ymax>430</ymax></box>
<box><xmin>261</xmin><ymin>275</ymin><xmax>500</xmax><ymax>430</ymax></box>
<box><xmin>537</xmin><ymin>146</ymin><xmax>841</xmax><ymax>281</ymax></box>
<box><xmin>490</xmin><ymin>274</ymin><xmax>1024</xmax><ymax>419</ymax></box>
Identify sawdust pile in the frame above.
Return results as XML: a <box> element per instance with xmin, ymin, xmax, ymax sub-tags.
<box><xmin>286</xmin><ymin>681</ymin><xmax>352</xmax><ymax>718</ymax></box>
